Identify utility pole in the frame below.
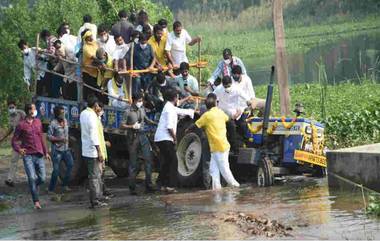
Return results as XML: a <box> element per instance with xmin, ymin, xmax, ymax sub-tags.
<box><xmin>272</xmin><ymin>0</ymin><xmax>291</xmax><ymax>116</ymax></box>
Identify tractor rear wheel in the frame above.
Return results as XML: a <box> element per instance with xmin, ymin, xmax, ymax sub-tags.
<box><xmin>256</xmin><ymin>156</ymin><xmax>274</xmax><ymax>187</ymax></box>
<box><xmin>176</xmin><ymin>118</ymin><xmax>211</xmax><ymax>188</ymax></box>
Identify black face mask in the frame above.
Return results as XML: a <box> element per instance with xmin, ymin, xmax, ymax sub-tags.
<box><xmin>57</xmin><ymin>114</ymin><xmax>65</xmax><ymax>121</ymax></box>
<box><xmin>233</xmin><ymin>75</ymin><xmax>240</xmax><ymax>82</ymax></box>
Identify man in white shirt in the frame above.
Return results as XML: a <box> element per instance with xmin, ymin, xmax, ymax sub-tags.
<box><xmin>113</xmin><ymin>34</ymin><xmax>130</xmax><ymax>71</ymax></box>
<box><xmin>213</xmin><ymin>76</ymin><xmax>253</xmax><ymax>153</ymax></box>
<box><xmin>79</xmin><ymin>95</ymin><xmax>107</xmax><ymax>208</ymax></box>
<box><xmin>78</xmin><ymin>15</ymin><xmax>97</xmax><ymax>43</ymax></box>
<box><xmin>165</xmin><ymin>21</ymin><xmax>201</xmax><ymax>68</ymax></box>
<box><xmin>17</xmin><ymin>39</ymin><xmax>47</xmax><ymax>94</ymax></box>
<box><xmin>207</xmin><ymin>48</ymin><xmax>247</xmax><ymax>92</ymax></box>
<box><xmin>107</xmin><ymin>73</ymin><xmax>129</xmax><ymax>109</ymax></box>
<box><xmin>97</xmin><ymin>24</ymin><xmax>116</xmax><ymax>57</ymax></box>
<box><xmin>154</xmin><ymin>88</ymin><xmax>194</xmax><ymax>193</ymax></box>
<box><xmin>231</xmin><ymin>65</ymin><xmax>265</xmax><ymax>111</ymax></box>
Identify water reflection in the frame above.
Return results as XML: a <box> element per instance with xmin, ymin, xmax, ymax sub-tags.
<box><xmin>247</xmin><ymin>32</ymin><xmax>380</xmax><ymax>85</ymax></box>
<box><xmin>0</xmin><ymin>178</ymin><xmax>379</xmax><ymax>239</ymax></box>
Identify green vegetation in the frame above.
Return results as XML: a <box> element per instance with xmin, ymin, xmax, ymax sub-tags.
<box><xmin>0</xmin><ymin>0</ymin><xmax>172</xmax><ymax>127</ymax></box>
<box><xmin>254</xmin><ymin>81</ymin><xmax>380</xmax><ymax>149</ymax></box>
<box><xmin>367</xmin><ymin>193</ymin><xmax>380</xmax><ymax>216</ymax></box>
<box><xmin>186</xmin><ymin>15</ymin><xmax>380</xmax><ymax>81</ymax></box>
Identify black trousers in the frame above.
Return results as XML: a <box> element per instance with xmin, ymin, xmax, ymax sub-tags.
<box><xmin>82</xmin><ymin>72</ymin><xmax>101</xmax><ymax>102</ymax></box>
<box><xmin>226</xmin><ymin>120</ymin><xmax>239</xmax><ymax>153</ymax></box>
<box><xmin>156</xmin><ymin>140</ymin><xmax>178</xmax><ymax>187</ymax></box>
<box><xmin>63</xmin><ymin>81</ymin><xmax>78</xmax><ymax>101</ymax></box>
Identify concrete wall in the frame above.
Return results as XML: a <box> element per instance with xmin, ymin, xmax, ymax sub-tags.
<box><xmin>327</xmin><ymin>143</ymin><xmax>380</xmax><ymax>192</ymax></box>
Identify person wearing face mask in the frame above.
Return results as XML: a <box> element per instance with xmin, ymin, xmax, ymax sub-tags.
<box><xmin>82</xmin><ymin>31</ymin><xmax>101</xmax><ymax>101</ymax></box>
<box><xmin>94</xmin><ymin>48</ymin><xmax>113</xmax><ymax>105</ymax></box>
<box><xmin>80</xmin><ymin>95</ymin><xmax>108</xmax><ymax>208</ymax></box>
<box><xmin>165</xmin><ymin>21</ymin><xmax>201</xmax><ymax>71</ymax></box>
<box><xmin>112</xmin><ymin>34</ymin><xmax>130</xmax><ymax>72</ymax></box>
<box><xmin>125</xmin><ymin>33</ymin><xmax>156</xmax><ymax>93</ymax></box>
<box><xmin>121</xmin><ymin>92</ymin><xmax>157</xmax><ymax>195</ymax></box>
<box><xmin>107</xmin><ymin>72</ymin><xmax>129</xmax><ymax>109</ymax></box>
<box><xmin>47</xmin><ymin>106</ymin><xmax>73</xmax><ymax>194</ymax></box>
<box><xmin>187</xmin><ymin>93</ymin><xmax>240</xmax><ymax>190</ymax></box>
<box><xmin>157</xmin><ymin>19</ymin><xmax>168</xmax><ymax>36</ymax></box>
<box><xmin>17</xmin><ymin>39</ymin><xmax>47</xmax><ymax>94</ymax></box>
<box><xmin>213</xmin><ymin>76</ymin><xmax>252</xmax><ymax>154</ymax></box>
<box><xmin>58</xmin><ymin>22</ymin><xmax>77</xmax><ymax>55</ymax></box>
<box><xmin>145</xmin><ymin>71</ymin><xmax>177</xmax><ymax>113</ymax></box>
<box><xmin>97</xmin><ymin>24</ymin><xmax>116</xmax><ymax>57</ymax></box>
<box><xmin>175</xmin><ymin>62</ymin><xmax>199</xmax><ymax>97</ymax></box>
<box><xmin>231</xmin><ymin>65</ymin><xmax>266</xmax><ymax>111</ymax></box>
<box><xmin>207</xmin><ymin>48</ymin><xmax>247</xmax><ymax>92</ymax></box>
<box><xmin>12</xmin><ymin>103</ymin><xmax>51</xmax><ymax>209</ymax></box>
<box><xmin>154</xmin><ymin>88</ymin><xmax>195</xmax><ymax>193</ymax></box>
<box><xmin>1</xmin><ymin>100</ymin><xmax>26</xmax><ymax>187</ymax></box>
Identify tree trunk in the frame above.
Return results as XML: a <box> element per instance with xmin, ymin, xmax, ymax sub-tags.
<box><xmin>272</xmin><ymin>0</ymin><xmax>291</xmax><ymax>116</ymax></box>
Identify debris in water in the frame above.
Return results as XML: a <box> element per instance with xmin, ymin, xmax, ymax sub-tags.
<box><xmin>223</xmin><ymin>212</ymin><xmax>293</xmax><ymax>237</ymax></box>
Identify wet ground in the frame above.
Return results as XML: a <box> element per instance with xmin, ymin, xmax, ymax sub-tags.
<box><xmin>1</xmin><ymin>145</ymin><xmax>380</xmax><ymax>239</ymax></box>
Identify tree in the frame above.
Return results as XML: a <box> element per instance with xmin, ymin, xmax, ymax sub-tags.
<box><xmin>272</xmin><ymin>0</ymin><xmax>290</xmax><ymax>116</ymax></box>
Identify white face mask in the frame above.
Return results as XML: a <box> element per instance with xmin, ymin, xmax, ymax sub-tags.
<box><xmin>134</xmin><ymin>38</ymin><xmax>139</xmax><ymax>44</ymax></box>
<box><xmin>140</xmin><ymin>43</ymin><xmax>148</xmax><ymax>49</ymax></box>
<box><xmin>100</xmin><ymin>35</ymin><xmax>108</xmax><ymax>43</ymax></box>
<box><xmin>8</xmin><ymin>107</ymin><xmax>16</xmax><ymax>114</ymax></box>
<box><xmin>136</xmin><ymin>101</ymin><xmax>143</xmax><ymax>108</ymax></box>
<box><xmin>32</xmin><ymin>110</ymin><xmax>38</xmax><ymax>117</ymax></box>
<box><xmin>23</xmin><ymin>48</ymin><xmax>30</xmax><ymax>55</ymax></box>
<box><xmin>224</xmin><ymin>86</ymin><xmax>232</xmax><ymax>93</ymax></box>
<box><xmin>224</xmin><ymin>59</ymin><xmax>231</xmax><ymax>65</ymax></box>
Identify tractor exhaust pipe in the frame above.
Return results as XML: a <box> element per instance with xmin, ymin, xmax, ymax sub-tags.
<box><xmin>261</xmin><ymin>66</ymin><xmax>275</xmax><ymax>145</ymax></box>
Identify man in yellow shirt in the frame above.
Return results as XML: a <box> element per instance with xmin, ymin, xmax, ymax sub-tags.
<box><xmin>82</xmin><ymin>31</ymin><xmax>100</xmax><ymax>101</ymax></box>
<box><xmin>148</xmin><ymin>24</ymin><xmax>167</xmax><ymax>68</ymax></box>
<box><xmin>194</xmin><ymin>93</ymin><xmax>240</xmax><ymax>190</ymax></box>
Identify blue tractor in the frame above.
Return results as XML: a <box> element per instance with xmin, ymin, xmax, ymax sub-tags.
<box><xmin>175</xmin><ymin>66</ymin><xmax>327</xmax><ymax>187</ymax></box>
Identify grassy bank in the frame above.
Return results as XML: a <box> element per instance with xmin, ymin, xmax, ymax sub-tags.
<box><xmin>254</xmin><ymin>81</ymin><xmax>380</xmax><ymax>149</ymax></box>
<box><xmin>185</xmin><ymin>15</ymin><xmax>380</xmax><ymax>80</ymax></box>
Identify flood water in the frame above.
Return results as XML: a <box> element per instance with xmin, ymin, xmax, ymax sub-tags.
<box><xmin>0</xmin><ymin>178</ymin><xmax>379</xmax><ymax>240</ymax></box>
<box><xmin>246</xmin><ymin>31</ymin><xmax>380</xmax><ymax>85</ymax></box>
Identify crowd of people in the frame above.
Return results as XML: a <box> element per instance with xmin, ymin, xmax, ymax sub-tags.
<box><xmin>4</xmin><ymin>9</ymin><xmax>266</xmax><ymax>209</ymax></box>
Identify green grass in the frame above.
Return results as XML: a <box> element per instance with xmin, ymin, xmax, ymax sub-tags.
<box><xmin>255</xmin><ymin>81</ymin><xmax>380</xmax><ymax>120</ymax></box>
<box><xmin>254</xmin><ymin>81</ymin><xmax>380</xmax><ymax>148</ymax></box>
<box><xmin>185</xmin><ymin>15</ymin><xmax>380</xmax><ymax>81</ymax></box>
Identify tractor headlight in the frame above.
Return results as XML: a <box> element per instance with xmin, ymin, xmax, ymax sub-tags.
<box><xmin>317</xmin><ymin>129</ymin><xmax>323</xmax><ymax>138</ymax></box>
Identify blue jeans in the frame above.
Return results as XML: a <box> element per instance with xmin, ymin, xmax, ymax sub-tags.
<box><xmin>23</xmin><ymin>154</ymin><xmax>46</xmax><ymax>202</ymax></box>
<box><xmin>49</xmin><ymin>149</ymin><xmax>74</xmax><ymax>191</ymax></box>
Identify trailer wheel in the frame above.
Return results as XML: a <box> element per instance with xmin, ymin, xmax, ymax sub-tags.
<box><xmin>59</xmin><ymin>134</ymin><xmax>87</xmax><ymax>185</ymax></box>
<box><xmin>176</xmin><ymin>118</ymin><xmax>211</xmax><ymax>188</ymax></box>
<box><xmin>256</xmin><ymin>156</ymin><xmax>274</xmax><ymax>187</ymax></box>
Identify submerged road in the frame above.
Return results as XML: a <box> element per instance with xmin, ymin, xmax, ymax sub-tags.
<box><xmin>0</xmin><ymin>168</ymin><xmax>379</xmax><ymax>239</ymax></box>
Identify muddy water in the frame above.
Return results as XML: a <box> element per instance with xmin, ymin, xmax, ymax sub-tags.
<box><xmin>0</xmin><ymin>177</ymin><xmax>379</xmax><ymax>240</ymax></box>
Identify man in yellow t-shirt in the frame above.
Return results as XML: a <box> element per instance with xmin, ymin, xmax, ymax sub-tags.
<box><xmin>148</xmin><ymin>24</ymin><xmax>167</xmax><ymax>67</ymax></box>
<box><xmin>194</xmin><ymin>93</ymin><xmax>240</xmax><ymax>190</ymax></box>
